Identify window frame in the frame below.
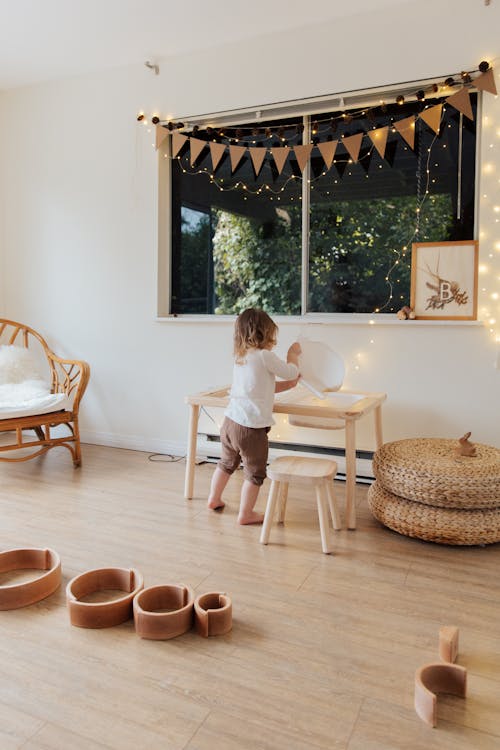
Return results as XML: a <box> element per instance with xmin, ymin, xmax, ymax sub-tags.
<box><xmin>157</xmin><ymin>79</ymin><xmax>481</xmax><ymax>320</ymax></box>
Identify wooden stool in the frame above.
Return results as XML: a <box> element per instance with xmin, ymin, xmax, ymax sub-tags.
<box><xmin>260</xmin><ymin>456</ymin><xmax>341</xmax><ymax>554</ymax></box>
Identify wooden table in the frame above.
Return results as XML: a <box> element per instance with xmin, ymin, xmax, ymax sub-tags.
<box><xmin>184</xmin><ymin>386</ymin><xmax>386</xmax><ymax>529</ymax></box>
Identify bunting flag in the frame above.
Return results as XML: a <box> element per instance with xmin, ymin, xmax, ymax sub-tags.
<box><xmin>474</xmin><ymin>67</ymin><xmax>497</xmax><ymax>95</ymax></box>
<box><xmin>156</xmin><ymin>125</ymin><xmax>169</xmax><ymax>150</ymax></box>
<box><xmin>209</xmin><ymin>142</ymin><xmax>226</xmax><ymax>171</ymax></box>
<box><xmin>334</xmin><ymin>159</ymin><xmax>348</xmax><ymax>179</ymax></box>
<box><xmin>446</xmin><ymin>87</ymin><xmax>474</xmax><ymax>120</ymax></box>
<box><xmin>158</xmin><ymin>68</ymin><xmax>496</xmax><ymax>181</ymax></box>
<box><xmin>294</xmin><ymin>144</ymin><xmax>313</xmax><ymax>172</ymax></box>
<box><xmin>171</xmin><ymin>131</ymin><xmax>188</xmax><ymax>157</ymax></box>
<box><xmin>190</xmin><ymin>137</ymin><xmax>206</xmax><ymax>166</ymax></box>
<box><xmin>271</xmin><ymin>146</ymin><xmax>290</xmax><ymax>175</ymax></box>
<box><xmin>229</xmin><ymin>145</ymin><xmax>247</xmax><ymax>173</ymax></box>
<box><xmin>419</xmin><ymin>103</ymin><xmax>443</xmax><ymax>134</ymax></box>
<box><xmin>368</xmin><ymin>126</ymin><xmax>389</xmax><ymax>159</ymax></box>
<box><xmin>317</xmin><ymin>140</ymin><xmax>337</xmax><ymax>170</ymax></box>
<box><xmin>249</xmin><ymin>147</ymin><xmax>267</xmax><ymax>176</ymax></box>
<box><xmin>342</xmin><ymin>133</ymin><xmax>363</xmax><ymax>163</ymax></box>
<box><xmin>394</xmin><ymin>115</ymin><xmax>416</xmax><ymax>149</ymax></box>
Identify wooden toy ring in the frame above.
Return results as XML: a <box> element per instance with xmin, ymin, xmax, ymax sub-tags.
<box><xmin>194</xmin><ymin>592</ymin><xmax>232</xmax><ymax>637</ymax></box>
<box><xmin>133</xmin><ymin>584</ymin><xmax>194</xmax><ymax>640</ymax></box>
<box><xmin>414</xmin><ymin>662</ymin><xmax>467</xmax><ymax>727</ymax></box>
<box><xmin>66</xmin><ymin>567</ymin><xmax>144</xmax><ymax>628</ymax></box>
<box><xmin>0</xmin><ymin>548</ymin><xmax>61</xmax><ymax>610</ymax></box>
<box><xmin>439</xmin><ymin>625</ymin><xmax>459</xmax><ymax>663</ymax></box>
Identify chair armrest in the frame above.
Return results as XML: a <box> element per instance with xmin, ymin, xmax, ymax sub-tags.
<box><xmin>46</xmin><ymin>352</ymin><xmax>90</xmax><ymax>413</ymax></box>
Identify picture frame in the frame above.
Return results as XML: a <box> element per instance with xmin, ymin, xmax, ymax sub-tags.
<box><xmin>410</xmin><ymin>240</ymin><xmax>478</xmax><ymax>320</ymax></box>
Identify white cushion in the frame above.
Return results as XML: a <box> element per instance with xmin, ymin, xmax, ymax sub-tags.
<box><xmin>0</xmin><ymin>345</ymin><xmax>44</xmax><ymax>384</ymax></box>
<box><xmin>0</xmin><ymin>389</ymin><xmax>70</xmax><ymax>420</ymax></box>
<box><xmin>0</xmin><ymin>345</ymin><xmax>70</xmax><ymax>420</ymax></box>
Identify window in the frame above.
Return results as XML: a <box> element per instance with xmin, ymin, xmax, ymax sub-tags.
<box><xmin>162</xmin><ymin>91</ymin><xmax>477</xmax><ymax>316</ymax></box>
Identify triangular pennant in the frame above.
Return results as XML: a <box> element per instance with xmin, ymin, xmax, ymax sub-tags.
<box><xmin>271</xmin><ymin>146</ymin><xmax>290</xmax><ymax>175</ymax></box>
<box><xmin>209</xmin><ymin>142</ymin><xmax>226</xmax><ymax>171</ymax></box>
<box><xmin>317</xmin><ymin>141</ymin><xmax>337</xmax><ymax>170</ymax></box>
<box><xmin>293</xmin><ymin>144</ymin><xmax>313</xmax><ymax>172</ymax></box>
<box><xmin>384</xmin><ymin>139</ymin><xmax>398</xmax><ymax>168</ymax></box>
<box><xmin>310</xmin><ymin>155</ymin><xmax>327</xmax><ymax>179</ymax></box>
<box><xmin>419</xmin><ymin>103</ymin><xmax>443</xmax><ymax>134</ymax></box>
<box><xmin>190</xmin><ymin>137</ymin><xmax>206</xmax><ymax>166</ymax></box>
<box><xmin>229</xmin><ymin>145</ymin><xmax>247</xmax><ymax>173</ymax></box>
<box><xmin>368</xmin><ymin>126</ymin><xmax>389</xmax><ymax>159</ymax></box>
<box><xmin>171</xmin><ymin>132</ymin><xmax>188</xmax><ymax>158</ymax></box>
<box><xmin>394</xmin><ymin>115</ymin><xmax>416</xmax><ymax>149</ymax></box>
<box><xmin>249</xmin><ymin>147</ymin><xmax>267</xmax><ymax>177</ymax></box>
<box><xmin>358</xmin><ymin>147</ymin><xmax>372</xmax><ymax>174</ymax></box>
<box><xmin>474</xmin><ymin>67</ymin><xmax>497</xmax><ymax>95</ymax></box>
<box><xmin>446</xmin><ymin>87</ymin><xmax>474</xmax><ymax>121</ymax></box>
<box><xmin>155</xmin><ymin>125</ymin><xmax>169</xmax><ymax>150</ymax></box>
<box><xmin>342</xmin><ymin>133</ymin><xmax>363</xmax><ymax>163</ymax></box>
<box><xmin>334</xmin><ymin>158</ymin><xmax>348</xmax><ymax>179</ymax></box>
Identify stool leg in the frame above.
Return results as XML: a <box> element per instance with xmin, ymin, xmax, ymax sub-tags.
<box><xmin>260</xmin><ymin>480</ymin><xmax>280</xmax><ymax>545</ymax></box>
<box><xmin>315</xmin><ymin>483</ymin><xmax>333</xmax><ymax>554</ymax></box>
<box><xmin>326</xmin><ymin>479</ymin><xmax>342</xmax><ymax>531</ymax></box>
<box><xmin>278</xmin><ymin>482</ymin><xmax>289</xmax><ymax>524</ymax></box>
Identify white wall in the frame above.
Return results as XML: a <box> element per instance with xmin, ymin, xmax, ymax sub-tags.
<box><xmin>0</xmin><ymin>0</ymin><xmax>499</xmax><ymax>457</ymax></box>
<box><xmin>0</xmin><ymin>90</ymin><xmax>5</xmax><ymax>314</ymax></box>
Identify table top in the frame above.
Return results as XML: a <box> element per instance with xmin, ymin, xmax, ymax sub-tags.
<box><xmin>186</xmin><ymin>384</ymin><xmax>386</xmax><ymax>421</ymax></box>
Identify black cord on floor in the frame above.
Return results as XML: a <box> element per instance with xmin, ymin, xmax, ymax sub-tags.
<box><xmin>148</xmin><ymin>453</ymin><xmax>186</xmax><ymax>463</ymax></box>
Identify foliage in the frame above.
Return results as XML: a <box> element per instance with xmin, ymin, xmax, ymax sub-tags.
<box><xmin>308</xmin><ymin>193</ymin><xmax>453</xmax><ymax>312</ymax></box>
<box><xmin>211</xmin><ymin>209</ymin><xmax>301</xmax><ymax>315</ymax></box>
<box><xmin>177</xmin><ymin>193</ymin><xmax>453</xmax><ymax>314</ymax></box>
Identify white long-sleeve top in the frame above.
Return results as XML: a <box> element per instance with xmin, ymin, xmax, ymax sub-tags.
<box><xmin>225</xmin><ymin>348</ymin><xmax>299</xmax><ymax>428</ymax></box>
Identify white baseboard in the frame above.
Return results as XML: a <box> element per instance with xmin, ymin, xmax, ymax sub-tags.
<box><xmin>196</xmin><ymin>435</ymin><xmax>374</xmax><ymax>482</ymax></box>
<box><xmin>80</xmin><ymin>430</ymin><xmax>374</xmax><ymax>482</ymax></box>
<box><xmin>80</xmin><ymin>430</ymin><xmax>185</xmax><ymax>457</ymax></box>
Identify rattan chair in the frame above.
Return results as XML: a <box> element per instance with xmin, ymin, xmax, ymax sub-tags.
<box><xmin>0</xmin><ymin>319</ymin><xmax>90</xmax><ymax>467</ymax></box>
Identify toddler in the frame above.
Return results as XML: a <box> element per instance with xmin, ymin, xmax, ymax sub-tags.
<box><xmin>207</xmin><ymin>308</ymin><xmax>301</xmax><ymax>524</ymax></box>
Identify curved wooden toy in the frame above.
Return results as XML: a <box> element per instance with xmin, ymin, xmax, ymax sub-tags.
<box><xmin>66</xmin><ymin>567</ymin><xmax>144</xmax><ymax>628</ymax></box>
<box><xmin>133</xmin><ymin>584</ymin><xmax>194</xmax><ymax>640</ymax></box>
<box><xmin>414</xmin><ymin>662</ymin><xmax>467</xmax><ymax>727</ymax></box>
<box><xmin>439</xmin><ymin>626</ymin><xmax>459</xmax><ymax>663</ymax></box>
<box><xmin>194</xmin><ymin>592</ymin><xmax>232</xmax><ymax>637</ymax></box>
<box><xmin>0</xmin><ymin>548</ymin><xmax>61</xmax><ymax>610</ymax></box>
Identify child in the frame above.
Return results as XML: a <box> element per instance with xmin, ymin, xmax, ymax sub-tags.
<box><xmin>207</xmin><ymin>308</ymin><xmax>301</xmax><ymax>525</ymax></box>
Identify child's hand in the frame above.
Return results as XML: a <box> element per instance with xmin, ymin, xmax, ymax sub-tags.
<box><xmin>287</xmin><ymin>342</ymin><xmax>301</xmax><ymax>366</ymax></box>
<box><xmin>275</xmin><ymin>375</ymin><xmax>300</xmax><ymax>393</ymax></box>
<box><xmin>288</xmin><ymin>342</ymin><xmax>302</xmax><ymax>356</ymax></box>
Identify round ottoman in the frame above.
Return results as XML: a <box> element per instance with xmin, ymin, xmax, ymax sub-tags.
<box><xmin>368</xmin><ymin>438</ymin><xmax>500</xmax><ymax>545</ymax></box>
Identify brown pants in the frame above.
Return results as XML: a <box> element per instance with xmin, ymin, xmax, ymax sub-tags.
<box><xmin>218</xmin><ymin>417</ymin><xmax>270</xmax><ymax>486</ymax></box>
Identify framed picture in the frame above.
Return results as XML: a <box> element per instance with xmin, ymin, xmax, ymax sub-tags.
<box><xmin>410</xmin><ymin>240</ymin><xmax>478</xmax><ymax>320</ymax></box>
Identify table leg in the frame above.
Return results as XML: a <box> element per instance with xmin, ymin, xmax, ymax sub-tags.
<box><xmin>374</xmin><ymin>405</ymin><xmax>383</xmax><ymax>449</ymax></box>
<box><xmin>345</xmin><ymin>420</ymin><xmax>357</xmax><ymax>530</ymax></box>
<box><xmin>184</xmin><ymin>404</ymin><xmax>200</xmax><ymax>499</ymax></box>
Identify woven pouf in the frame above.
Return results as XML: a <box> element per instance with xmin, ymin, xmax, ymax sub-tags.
<box><xmin>372</xmin><ymin>438</ymin><xmax>500</xmax><ymax>509</ymax></box>
<box><xmin>368</xmin><ymin>481</ymin><xmax>500</xmax><ymax>546</ymax></box>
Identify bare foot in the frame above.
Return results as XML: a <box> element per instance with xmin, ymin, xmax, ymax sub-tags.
<box><xmin>208</xmin><ymin>499</ymin><xmax>225</xmax><ymax>511</ymax></box>
<box><xmin>238</xmin><ymin>512</ymin><xmax>264</xmax><ymax>525</ymax></box>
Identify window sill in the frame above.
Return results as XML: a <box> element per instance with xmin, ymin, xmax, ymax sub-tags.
<box><xmin>156</xmin><ymin>314</ymin><xmax>484</xmax><ymax>327</ymax></box>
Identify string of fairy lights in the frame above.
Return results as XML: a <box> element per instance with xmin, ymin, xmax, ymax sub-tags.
<box><xmin>375</xmin><ymin>122</ymin><xmax>442</xmax><ymax>312</ymax></box>
<box><xmin>161</xmin><ymin>105</ymin><xmax>451</xmax><ymax>313</ymax></box>
<box><xmin>139</xmin><ymin>62</ymin><xmax>493</xmax><ymax>315</ymax></box>
<box><xmin>138</xmin><ymin>61</ymin><xmax>490</xmax><ymax>141</ymax></box>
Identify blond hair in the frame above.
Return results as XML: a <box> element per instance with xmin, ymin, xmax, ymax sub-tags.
<box><xmin>233</xmin><ymin>308</ymin><xmax>278</xmax><ymax>363</ymax></box>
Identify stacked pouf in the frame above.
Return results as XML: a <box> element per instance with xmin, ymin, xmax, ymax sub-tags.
<box><xmin>368</xmin><ymin>438</ymin><xmax>500</xmax><ymax>545</ymax></box>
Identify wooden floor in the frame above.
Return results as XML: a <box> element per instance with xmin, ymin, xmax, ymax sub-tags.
<box><xmin>1</xmin><ymin>444</ymin><xmax>500</xmax><ymax>749</ymax></box>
